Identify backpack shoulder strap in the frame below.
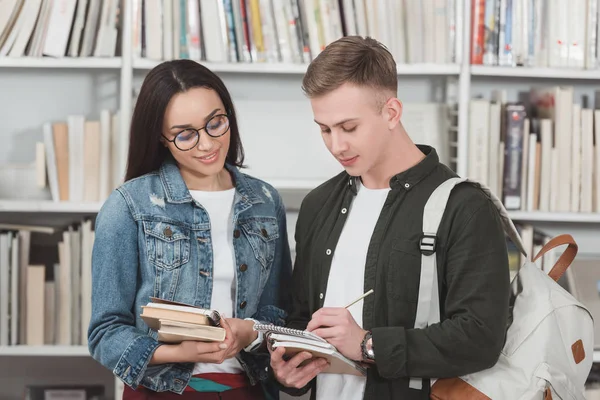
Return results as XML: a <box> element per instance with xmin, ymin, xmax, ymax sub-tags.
<box><xmin>409</xmin><ymin>177</ymin><xmax>526</xmax><ymax>390</ymax></box>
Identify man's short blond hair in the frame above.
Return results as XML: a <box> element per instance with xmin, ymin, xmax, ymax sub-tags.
<box><xmin>301</xmin><ymin>36</ymin><xmax>398</xmax><ymax>102</ymax></box>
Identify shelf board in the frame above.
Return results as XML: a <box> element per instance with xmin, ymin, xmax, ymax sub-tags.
<box><xmin>0</xmin><ymin>345</ymin><xmax>90</xmax><ymax>356</ymax></box>
<box><xmin>471</xmin><ymin>65</ymin><xmax>600</xmax><ymax>80</ymax></box>
<box><xmin>133</xmin><ymin>59</ymin><xmax>460</xmax><ymax>75</ymax></box>
<box><xmin>0</xmin><ymin>57</ymin><xmax>121</xmax><ymax>69</ymax></box>
<box><xmin>508</xmin><ymin>211</ymin><xmax>600</xmax><ymax>224</ymax></box>
<box><xmin>0</xmin><ymin>200</ymin><xmax>103</xmax><ymax>213</ymax></box>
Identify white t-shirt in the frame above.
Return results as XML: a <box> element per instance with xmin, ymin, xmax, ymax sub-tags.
<box><xmin>189</xmin><ymin>188</ymin><xmax>244</xmax><ymax>375</ymax></box>
<box><xmin>316</xmin><ymin>182</ymin><xmax>390</xmax><ymax>400</ymax></box>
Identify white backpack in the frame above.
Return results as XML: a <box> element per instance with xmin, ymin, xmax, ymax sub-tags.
<box><xmin>410</xmin><ymin>177</ymin><xmax>594</xmax><ymax>400</ymax></box>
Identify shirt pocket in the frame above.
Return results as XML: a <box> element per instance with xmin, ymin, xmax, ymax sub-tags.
<box><xmin>240</xmin><ymin>217</ymin><xmax>279</xmax><ymax>270</ymax></box>
<box><xmin>387</xmin><ymin>238</ymin><xmax>422</xmax><ymax>304</ymax></box>
<box><xmin>143</xmin><ymin>220</ymin><xmax>190</xmax><ymax>270</ymax></box>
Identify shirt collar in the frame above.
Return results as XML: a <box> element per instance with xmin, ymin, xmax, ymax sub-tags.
<box><xmin>159</xmin><ymin>157</ymin><xmax>263</xmax><ymax>205</ymax></box>
<box><xmin>347</xmin><ymin>145</ymin><xmax>440</xmax><ymax>192</ymax></box>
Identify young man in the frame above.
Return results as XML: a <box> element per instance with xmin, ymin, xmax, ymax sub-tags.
<box><xmin>269</xmin><ymin>36</ymin><xmax>510</xmax><ymax>400</ymax></box>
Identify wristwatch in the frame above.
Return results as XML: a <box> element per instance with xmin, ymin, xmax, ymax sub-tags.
<box><xmin>361</xmin><ymin>331</ymin><xmax>375</xmax><ymax>361</ymax></box>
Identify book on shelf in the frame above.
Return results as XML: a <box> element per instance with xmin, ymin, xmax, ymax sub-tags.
<box><xmin>468</xmin><ymin>87</ymin><xmax>600</xmax><ymax>214</ymax></box>
<box><xmin>0</xmin><ymin>219</ymin><xmax>95</xmax><ymax>347</ymax></box>
<box><xmin>471</xmin><ymin>0</ymin><xmax>599</xmax><ymax>69</ymax></box>
<box><xmin>254</xmin><ymin>323</ymin><xmax>367</xmax><ymax>377</ymax></box>
<box><xmin>133</xmin><ymin>0</ymin><xmax>463</xmax><ymax>65</ymax></box>
<box><xmin>38</xmin><ymin>109</ymin><xmax>121</xmax><ymax>203</ymax></box>
<box><xmin>0</xmin><ymin>0</ymin><xmax>121</xmax><ymax>58</ymax></box>
<box><xmin>140</xmin><ymin>297</ymin><xmax>226</xmax><ymax>343</ymax></box>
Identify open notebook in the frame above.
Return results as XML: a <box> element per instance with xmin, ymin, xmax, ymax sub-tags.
<box><xmin>254</xmin><ymin>324</ymin><xmax>367</xmax><ymax>377</ymax></box>
<box><xmin>140</xmin><ymin>297</ymin><xmax>225</xmax><ymax>343</ymax></box>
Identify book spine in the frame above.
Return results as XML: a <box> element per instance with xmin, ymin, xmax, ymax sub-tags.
<box><xmin>502</xmin><ymin>103</ymin><xmax>527</xmax><ymax>210</ymax></box>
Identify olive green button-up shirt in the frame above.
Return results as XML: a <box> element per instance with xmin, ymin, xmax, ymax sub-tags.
<box><xmin>283</xmin><ymin>145</ymin><xmax>510</xmax><ymax>400</ymax></box>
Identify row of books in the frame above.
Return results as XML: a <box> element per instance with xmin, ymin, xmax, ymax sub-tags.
<box><xmin>136</xmin><ymin>0</ymin><xmax>463</xmax><ymax>64</ymax></box>
<box><xmin>471</xmin><ymin>0</ymin><xmax>600</xmax><ymax>69</ymax></box>
<box><xmin>0</xmin><ymin>221</ymin><xmax>93</xmax><ymax>346</ymax></box>
<box><xmin>0</xmin><ymin>0</ymin><xmax>121</xmax><ymax>58</ymax></box>
<box><xmin>38</xmin><ymin>110</ymin><xmax>121</xmax><ymax>203</ymax></box>
<box><xmin>468</xmin><ymin>87</ymin><xmax>600</xmax><ymax>214</ymax></box>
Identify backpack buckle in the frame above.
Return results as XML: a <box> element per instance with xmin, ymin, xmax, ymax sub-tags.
<box><xmin>420</xmin><ymin>233</ymin><xmax>437</xmax><ymax>256</ymax></box>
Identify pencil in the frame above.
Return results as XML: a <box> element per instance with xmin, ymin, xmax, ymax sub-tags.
<box><xmin>344</xmin><ymin>289</ymin><xmax>374</xmax><ymax>309</ymax></box>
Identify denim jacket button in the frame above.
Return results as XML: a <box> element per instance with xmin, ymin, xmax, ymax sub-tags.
<box><xmin>163</xmin><ymin>227</ymin><xmax>173</xmax><ymax>238</ymax></box>
<box><xmin>240</xmin><ymin>263</ymin><xmax>248</xmax><ymax>272</ymax></box>
<box><xmin>234</xmin><ymin>229</ymin><xmax>240</xmax><ymax>238</ymax></box>
<box><xmin>261</xmin><ymin>228</ymin><xmax>268</xmax><ymax>237</ymax></box>
<box><xmin>240</xmin><ymin>301</ymin><xmax>247</xmax><ymax>309</ymax></box>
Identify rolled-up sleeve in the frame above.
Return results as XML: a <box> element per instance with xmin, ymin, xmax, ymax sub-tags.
<box><xmin>87</xmin><ymin>189</ymin><xmax>160</xmax><ymax>389</ymax></box>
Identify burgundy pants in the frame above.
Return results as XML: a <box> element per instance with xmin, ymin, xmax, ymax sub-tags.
<box><xmin>122</xmin><ymin>385</ymin><xmax>264</xmax><ymax>400</ymax></box>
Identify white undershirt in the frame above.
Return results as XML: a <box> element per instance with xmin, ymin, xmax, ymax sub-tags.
<box><xmin>189</xmin><ymin>188</ymin><xmax>244</xmax><ymax>375</ymax></box>
<box><xmin>316</xmin><ymin>182</ymin><xmax>390</xmax><ymax>400</ymax></box>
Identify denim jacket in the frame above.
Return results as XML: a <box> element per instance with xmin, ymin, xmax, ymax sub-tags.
<box><xmin>88</xmin><ymin>158</ymin><xmax>292</xmax><ymax>395</ymax></box>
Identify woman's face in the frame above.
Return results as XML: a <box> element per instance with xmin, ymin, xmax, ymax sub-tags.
<box><xmin>162</xmin><ymin>87</ymin><xmax>231</xmax><ymax>184</ymax></box>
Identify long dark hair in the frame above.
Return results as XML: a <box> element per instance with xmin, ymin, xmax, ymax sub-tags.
<box><xmin>125</xmin><ymin>60</ymin><xmax>245</xmax><ymax>181</ymax></box>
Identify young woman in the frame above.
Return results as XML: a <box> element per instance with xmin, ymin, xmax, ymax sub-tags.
<box><xmin>88</xmin><ymin>59</ymin><xmax>292</xmax><ymax>400</ymax></box>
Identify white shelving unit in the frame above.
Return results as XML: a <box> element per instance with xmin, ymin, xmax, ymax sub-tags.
<box><xmin>1</xmin><ymin>1</ymin><xmax>600</xmax><ymax>399</ymax></box>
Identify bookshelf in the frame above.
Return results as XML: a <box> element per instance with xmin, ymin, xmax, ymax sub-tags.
<box><xmin>1</xmin><ymin>0</ymin><xmax>600</xmax><ymax>399</ymax></box>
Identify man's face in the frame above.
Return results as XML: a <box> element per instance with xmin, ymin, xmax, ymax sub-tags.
<box><xmin>310</xmin><ymin>83</ymin><xmax>394</xmax><ymax>177</ymax></box>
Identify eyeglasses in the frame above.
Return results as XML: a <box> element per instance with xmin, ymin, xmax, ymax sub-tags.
<box><xmin>162</xmin><ymin>114</ymin><xmax>230</xmax><ymax>151</ymax></box>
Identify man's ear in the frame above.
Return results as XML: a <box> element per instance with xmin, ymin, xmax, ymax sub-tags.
<box><xmin>385</xmin><ymin>97</ymin><xmax>403</xmax><ymax>129</ymax></box>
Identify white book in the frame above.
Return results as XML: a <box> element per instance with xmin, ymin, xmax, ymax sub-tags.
<box><xmin>568</xmin><ymin>0</ymin><xmax>586</xmax><ymax>68</ymax></box>
<box><xmin>25</xmin><ymin>265</ymin><xmax>45</xmax><ymax>346</ymax></box>
<box><xmin>186</xmin><ymin>0</ymin><xmax>201</xmax><ymax>60</ymax></box>
<box><xmin>391</xmin><ymin>0</ymin><xmax>406</xmax><ymax>64</ymax></box>
<box><xmin>98</xmin><ymin>110</ymin><xmax>112</xmax><ymax>201</ymax></box>
<box><xmin>27</xmin><ymin>0</ymin><xmax>53</xmax><ymax>56</ymax></box>
<box><xmin>434</xmin><ymin>0</ymin><xmax>448</xmax><ymax>63</ymax></box>
<box><xmin>539</xmin><ymin>119</ymin><xmax>552</xmax><ymax>212</ymax></box>
<box><xmin>580</xmin><ymin>109</ymin><xmax>594</xmax><ymax>213</ymax></box>
<box><xmin>586</xmin><ymin>0</ymin><xmax>597</xmax><ymax>69</ymax></box>
<box><xmin>353</xmin><ymin>0</ymin><xmax>367</xmax><ymax>37</ymax></box>
<box><xmin>342</xmin><ymin>0</ymin><xmax>356</xmax><ymax>35</ymax></box>
<box><xmin>533</xmin><ymin>0</ymin><xmax>548</xmax><ymax>67</ymax></box>
<box><xmin>468</xmin><ymin>99</ymin><xmax>490</xmax><ymax>185</ymax></box>
<box><xmin>0</xmin><ymin>0</ymin><xmax>22</xmax><ymax>46</ymax></box>
<box><xmin>144</xmin><ymin>0</ymin><xmax>163</xmax><ymax>60</ymax></box>
<box><xmin>80</xmin><ymin>0</ymin><xmax>100</xmax><ymax>57</ymax></box>
<box><xmin>258</xmin><ymin>0</ymin><xmax>279</xmax><ymax>63</ymax></box>
<box><xmin>7</xmin><ymin>0</ymin><xmax>43</xmax><ymax>57</ymax></box>
<box><xmin>42</xmin><ymin>0</ymin><xmax>77</xmax><ymax>57</ymax></box>
<box><xmin>80</xmin><ymin>220</ymin><xmax>93</xmax><ymax>345</ymax></box>
<box><xmin>570</xmin><ymin>104</ymin><xmax>582</xmax><ymax>212</ymax></box>
<box><xmin>68</xmin><ymin>0</ymin><xmax>89</xmax><ymax>56</ymax></box>
<box><xmin>94</xmin><ymin>0</ymin><xmax>119</xmax><ymax>57</ymax></box>
<box><xmin>454</xmin><ymin>0</ymin><xmax>463</xmax><ymax>63</ymax></box>
<box><xmin>163</xmin><ymin>0</ymin><xmax>174</xmax><ymax>60</ymax></box>
<box><xmin>594</xmin><ymin>110</ymin><xmax>600</xmax><ymax>212</ymax></box>
<box><xmin>272</xmin><ymin>0</ymin><xmax>293</xmax><ymax>63</ymax></box>
<box><xmin>17</xmin><ymin>231</ymin><xmax>30</xmax><ymax>345</ymax></box>
<box><xmin>44</xmin><ymin>281</ymin><xmax>55</xmax><ymax>344</ymax></box>
<box><xmin>0</xmin><ymin>0</ymin><xmax>26</xmax><ymax>56</ymax></box>
<box><xmin>488</xmin><ymin>101</ymin><xmax>502</xmax><ymax>197</ymax></box>
<box><xmin>56</xmin><ymin>232</ymin><xmax>72</xmax><ymax>345</ymax></box>
<box><xmin>526</xmin><ymin>133</ymin><xmax>537</xmax><ymax>211</ymax></box>
<box><xmin>550</xmin><ymin>147</ymin><xmax>560</xmax><ymax>212</ymax></box>
<box><xmin>132</xmin><ymin>0</ymin><xmax>142</xmax><ymax>57</ymax></box>
<box><xmin>405</xmin><ymin>0</ymin><xmax>424</xmax><ymax>63</ymax></box>
<box><xmin>9</xmin><ymin>235</ymin><xmax>18</xmax><ymax>346</ymax></box>
<box><xmin>70</xmin><ymin>227</ymin><xmax>81</xmax><ymax>345</ymax></box>
<box><xmin>556</xmin><ymin>87</ymin><xmax>574</xmax><ymax>212</ymax></box>
<box><xmin>200</xmin><ymin>0</ymin><xmax>228</xmax><ymax>62</ymax></box>
<box><xmin>302</xmin><ymin>0</ymin><xmax>322</xmax><ymax>59</ymax></box>
<box><xmin>520</xmin><ymin>118</ymin><xmax>530</xmax><ymax>211</ymax></box>
<box><xmin>171</xmin><ymin>0</ymin><xmax>180</xmax><ymax>58</ymax></box>
<box><xmin>43</xmin><ymin>123</ymin><xmax>60</xmax><ymax>202</ymax></box>
<box><xmin>67</xmin><ymin>115</ymin><xmax>85</xmax><ymax>203</ymax></box>
<box><xmin>0</xmin><ymin>233</ymin><xmax>9</xmax><ymax>346</ymax></box>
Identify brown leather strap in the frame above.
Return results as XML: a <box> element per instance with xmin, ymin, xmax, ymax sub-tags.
<box><xmin>532</xmin><ymin>234</ymin><xmax>578</xmax><ymax>282</ymax></box>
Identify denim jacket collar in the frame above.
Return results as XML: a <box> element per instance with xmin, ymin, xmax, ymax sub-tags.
<box><xmin>159</xmin><ymin>158</ymin><xmax>264</xmax><ymax>206</ymax></box>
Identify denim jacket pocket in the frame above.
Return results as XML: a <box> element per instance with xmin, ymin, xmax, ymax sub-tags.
<box><xmin>240</xmin><ymin>217</ymin><xmax>279</xmax><ymax>270</ymax></box>
<box><xmin>143</xmin><ymin>220</ymin><xmax>190</xmax><ymax>270</ymax></box>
